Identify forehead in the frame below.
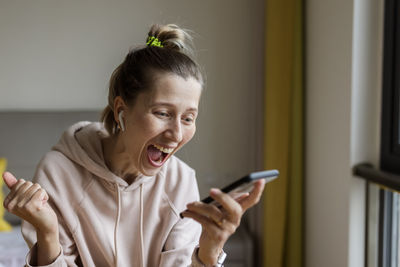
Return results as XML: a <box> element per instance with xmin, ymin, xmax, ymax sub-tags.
<box><xmin>143</xmin><ymin>73</ymin><xmax>202</xmax><ymax>107</ymax></box>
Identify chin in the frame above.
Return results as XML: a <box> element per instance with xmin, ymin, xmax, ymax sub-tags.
<box><xmin>140</xmin><ymin>165</ymin><xmax>163</xmax><ymax>177</ymax></box>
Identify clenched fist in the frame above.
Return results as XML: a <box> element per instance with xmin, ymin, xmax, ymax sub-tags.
<box><xmin>3</xmin><ymin>172</ymin><xmax>58</xmax><ymax>235</ymax></box>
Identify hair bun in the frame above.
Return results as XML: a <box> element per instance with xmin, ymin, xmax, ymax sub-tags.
<box><xmin>147</xmin><ymin>24</ymin><xmax>194</xmax><ymax>55</ymax></box>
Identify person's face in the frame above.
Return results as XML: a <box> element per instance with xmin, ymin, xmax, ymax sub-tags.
<box><xmin>117</xmin><ymin>73</ymin><xmax>202</xmax><ymax>176</ymax></box>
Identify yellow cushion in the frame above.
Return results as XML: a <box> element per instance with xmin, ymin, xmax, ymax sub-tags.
<box><xmin>0</xmin><ymin>158</ymin><xmax>12</xmax><ymax>231</ymax></box>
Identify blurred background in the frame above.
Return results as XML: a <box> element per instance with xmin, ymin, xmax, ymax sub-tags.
<box><xmin>1</xmin><ymin>0</ymin><xmax>398</xmax><ymax>267</ymax></box>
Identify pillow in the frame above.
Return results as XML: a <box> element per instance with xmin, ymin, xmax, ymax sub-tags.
<box><xmin>0</xmin><ymin>158</ymin><xmax>12</xmax><ymax>231</ymax></box>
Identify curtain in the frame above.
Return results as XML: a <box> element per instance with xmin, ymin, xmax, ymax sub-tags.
<box><xmin>0</xmin><ymin>158</ymin><xmax>12</xmax><ymax>231</ymax></box>
<box><xmin>263</xmin><ymin>0</ymin><xmax>304</xmax><ymax>266</ymax></box>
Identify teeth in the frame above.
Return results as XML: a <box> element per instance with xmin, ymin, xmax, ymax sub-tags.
<box><xmin>153</xmin><ymin>144</ymin><xmax>174</xmax><ymax>154</ymax></box>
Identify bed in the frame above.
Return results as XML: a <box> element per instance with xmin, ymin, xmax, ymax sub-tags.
<box><xmin>0</xmin><ymin>226</ymin><xmax>28</xmax><ymax>267</ymax></box>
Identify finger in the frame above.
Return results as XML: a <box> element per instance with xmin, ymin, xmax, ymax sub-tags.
<box><xmin>239</xmin><ymin>180</ymin><xmax>265</xmax><ymax>211</ymax></box>
<box><xmin>16</xmin><ymin>183</ymin><xmax>42</xmax><ymax>209</ymax></box>
<box><xmin>7</xmin><ymin>181</ymin><xmax>33</xmax><ymax>210</ymax></box>
<box><xmin>233</xmin><ymin>192</ymin><xmax>250</xmax><ymax>203</ymax></box>
<box><xmin>30</xmin><ymin>188</ymin><xmax>49</xmax><ymax>207</ymax></box>
<box><xmin>181</xmin><ymin>210</ymin><xmax>223</xmax><ymax>231</ymax></box>
<box><xmin>4</xmin><ymin>179</ymin><xmax>27</xmax><ymax>207</ymax></box>
<box><xmin>182</xmin><ymin>210</ymin><xmax>236</xmax><ymax>238</ymax></box>
<box><xmin>186</xmin><ymin>202</ymin><xmax>224</xmax><ymax>225</ymax></box>
<box><xmin>13</xmin><ymin>189</ymin><xmax>46</xmax><ymax>219</ymax></box>
<box><xmin>209</xmin><ymin>188</ymin><xmax>242</xmax><ymax>219</ymax></box>
<box><xmin>41</xmin><ymin>189</ymin><xmax>49</xmax><ymax>204</ymax></box>
<box><xmin>3</xmin><ymin>172</ymin><xmax>18</xmax><ymax>189</ymax></box>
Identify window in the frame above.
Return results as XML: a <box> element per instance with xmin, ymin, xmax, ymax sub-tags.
<box><xmin>381</xmin><ymin>0</ymin><xmax>400</xmax><ymax>176</ymax></box>
<box><xmin>377</xmin><ymin>0</ymin><xmax>400</xmax><ymax>265</ymax></box>
<box><xmin>380</xmin><ymin>0</ymin><xmax>400</xmax><ymax>263</ymax></box>
<box><xmin>354</xmin><ymin>0</ymin><xmax>400</xmax><ymax>266</ymax></box>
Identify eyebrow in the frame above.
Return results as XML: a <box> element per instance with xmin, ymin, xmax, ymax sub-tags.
<box><xmin>150</xmin><ymin>102</ymin><xmax>198</xmax><ymax>112</ymax></box>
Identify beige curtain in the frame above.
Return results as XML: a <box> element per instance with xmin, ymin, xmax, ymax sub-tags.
<box><xmin>263</xmin><ymin>0</ymin><xmax>304</xmax><ymax>266</ymax></box>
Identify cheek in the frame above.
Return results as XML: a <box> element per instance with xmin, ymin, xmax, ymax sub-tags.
<box><xmin>182</xmin><ymin>126</ymin><xmax>196</xmax><ymax>144</ymax></box>
<box><xmin>133</xmin><ymin>116</ymin><xmax>161</xmax><ymax>137</ymax></box>
<box><xmin>124</xmin><ymin>121</ymin><xmax>154</xmax><ymax>150</ymax></box>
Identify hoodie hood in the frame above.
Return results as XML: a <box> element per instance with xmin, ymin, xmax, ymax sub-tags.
<box><xmin>52</xmin><ymin>121</ymin><xmax>149</xmax><ymax>266</ymax></box>
<box><xmin>52</xmin><ymin>121</ymin><xmax>149</xmax><ymax>189</ymax></box>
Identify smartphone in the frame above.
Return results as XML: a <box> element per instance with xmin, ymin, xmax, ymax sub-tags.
<box><xmin>201</xmin><ymin>169</ymin><xmax>279</xmax><ymax>205</ymax></box>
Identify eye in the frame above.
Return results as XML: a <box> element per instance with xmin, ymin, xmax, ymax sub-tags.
<box><xmin>182</xmin><ymin>115</ymin><xmax>195</xmax><ymax>124</ymax></box>
<box><xmin>155</xmin><ymin>111</ymin><xmax>170</xmax><ymax>118</ymax></box>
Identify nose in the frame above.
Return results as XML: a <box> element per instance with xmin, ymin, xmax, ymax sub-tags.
<box><xmin>165</xmin><ymin>118</ymin><xmax>183</xmax><ymax>143</ymax></box>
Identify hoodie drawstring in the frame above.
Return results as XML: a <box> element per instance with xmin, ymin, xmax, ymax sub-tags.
<box><xmin>139</xmin><ymin>183</ymin><xmax>144</xmax><ymax>267</ymax></box>
<box><xmin>114</xmin><ymin>184</ymin><xmax>122</xmax><ymax>266</ymax></box>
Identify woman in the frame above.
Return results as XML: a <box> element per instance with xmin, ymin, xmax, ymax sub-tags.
<box><xmin>2</xmin><ymin>24</ymin><xmax>265</xmax><ymax>267</ymax></box>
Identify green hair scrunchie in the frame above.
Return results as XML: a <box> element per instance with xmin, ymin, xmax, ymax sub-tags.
<box><xmin>146</xmin><ymin>36</ymin><xmax>163</xmax><ymax>47</ymax></box>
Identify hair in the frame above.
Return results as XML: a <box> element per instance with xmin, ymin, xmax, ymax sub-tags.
<box><xmin>101</xmin><ymin>24</ymin><xmax>204</xmax><ymax>134</ymax></box>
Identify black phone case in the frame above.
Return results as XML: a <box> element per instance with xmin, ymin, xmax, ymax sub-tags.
<box><xmin>201</xmin><ymin>169</ymin><xmax>279</xmax><ymax>204</ymax></box>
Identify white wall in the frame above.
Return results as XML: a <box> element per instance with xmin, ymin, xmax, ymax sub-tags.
<box><xmin>0</xmin><ymin>1</ymin><xmax>265</xmax><ymax>197</ymax></box>
<box><xmin>306</xmin><ymin>0</ymin><xmax>383</xmax><ymax>266</ymax></box>
<box><xmin>306</xmin><ymin>1</ymin><xmax>353</xmax><ymax>265</ymax></box>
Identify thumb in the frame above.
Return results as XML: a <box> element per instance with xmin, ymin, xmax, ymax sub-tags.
<box><xmin>3</xmin><ymin>172</ymin><xmax>18</xmax><ymax>189</ymax></box>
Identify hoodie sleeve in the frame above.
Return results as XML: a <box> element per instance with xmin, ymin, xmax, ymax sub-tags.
<box><xmin>158</xmin><ymin>165</ymin><xmax>206</xmax><ymax>267</ymax></box>
<box><xmin>21</xmin><ymin>152</ymin><xmax>83</xmax><ymax>267</ymax></box>
<box><xmin>22</xmin><ymin>216</ymin><xmax>81</xmax><ymax>267</ymax></box>
<box><xmin>158</xmin><ymin>216</ymin><xmax>203</xmax><ymax>267</ymax></box>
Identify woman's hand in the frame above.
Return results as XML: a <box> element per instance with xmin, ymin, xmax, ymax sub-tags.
<box><xmin>181</xmin><ymin>180</ymin><xmax>265</xmax><ymax>266</ymax></box>
<box><xmin>3</xmin><ymin>172</ymin><xmax>58</xmax><ymax>234</ymax></box>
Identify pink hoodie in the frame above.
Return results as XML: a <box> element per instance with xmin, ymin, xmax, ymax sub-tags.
<box><xmin>21</xmin><ymin>122</ymin><xmax>205</xmax><ymax>267</ymax></box>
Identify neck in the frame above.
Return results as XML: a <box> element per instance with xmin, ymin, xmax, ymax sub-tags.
<box><xmin>101</xmin><ymin>134</ymin><xmax>140</xmax><ymax>184</ymax></box>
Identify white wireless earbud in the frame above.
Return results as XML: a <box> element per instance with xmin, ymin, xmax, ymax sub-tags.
<box><xmin>118</xmin><ymin>111</ymin><xmax>126</xmax><ymax>132</ymax></box>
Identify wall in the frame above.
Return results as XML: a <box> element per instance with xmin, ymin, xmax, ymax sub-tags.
<box><xmin>0</xmin><ymin>1</ymin><xmax>265</xmax><ymax>198</ymax></box>
<box><xmin>305</xmin><ymin>0</ymin><xmax>383</xmax><ymax>266</ymax></box>
<box><xmin>0</xmin><ymin>2</ymin><xmax>266</xmax><ymax>264</ymax></box>
<box><xmin>306</xmin><ymin>1</ymin><xmax>353</xmax><ymax>265</ymax></box>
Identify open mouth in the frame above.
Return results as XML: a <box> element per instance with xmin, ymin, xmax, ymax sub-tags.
<box><xmin>147</xmin><ymin>144</ymin><xmax>174</xmax><ymax>167</ymax></box>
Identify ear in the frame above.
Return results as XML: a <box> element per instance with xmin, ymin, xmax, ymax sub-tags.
<box><xmin>113</xmin><ymin>96</ymin><xmax>127</xmax><ymax>123</ymax></box>
<box><xmin>118</xmin><ymin>111</ymin><xmax>126</xmax><ymax>132</ymax></box>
